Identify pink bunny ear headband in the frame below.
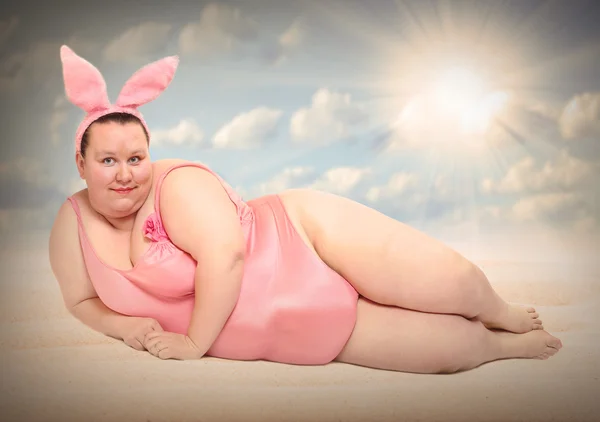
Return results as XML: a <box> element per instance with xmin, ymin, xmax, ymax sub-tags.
<box><xmin>60</xmin><ymin>45</ymin><xmax>179</xmax><ymax>153</ymax></box>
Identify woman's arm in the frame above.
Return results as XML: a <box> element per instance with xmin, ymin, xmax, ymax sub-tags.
<box><xmin>159</xmin><ymin>167</ymin><xmax>246</xmax><ymax>356</ymax></box>
<box><xmin>49</xmin><ymin>201</ymin><xmax>129</xmax><ymax>341</ymax></box>
<box><xmin>69</xmin><ymin>297</ymin><xmax>130</xmax><ymax>341</ymax></box>
<box><xmin>50</xmin><ymin>201</ymin><xmax>164</xmax><ymax>349</ymax></box>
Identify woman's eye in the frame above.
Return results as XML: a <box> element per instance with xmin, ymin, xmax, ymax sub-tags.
<box><xmin>103</xmin><ymin>158</ymin><xmax>114</xmax><ymax>165</ymax></box>
<box><xmin>130</xmin><ymin>156</ymin><xmax>140</xmax><ymax>164</ymax></box>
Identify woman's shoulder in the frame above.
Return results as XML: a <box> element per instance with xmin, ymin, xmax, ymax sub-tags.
<box><xmin>49</xmin><ymin>195</ymin><xmax>83</xmax><ymax>255</ymax></box>
<box><xmin>151</xmin><ymin>158</ymin><xmax>212</xmax><ymax>170</ymax></box>
<box><xmin>150</xmin><ymin>159</ymin><xmax>216</xmax><ymax>184</ymax></box>
<box><xmin>51</xmin><ymin>190</ymin><xmax>89</xmax><ymax>230</ymax></box>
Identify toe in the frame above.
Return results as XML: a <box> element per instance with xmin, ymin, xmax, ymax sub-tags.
<box><xmin>526</xmin><ymin>307</ymin><xmax>536</xmax><ymax>313</ymax></box>
<box><xmin>530</xmin><ymin>312</ymin><xmax>539</xmax><ymax>318</ymax></box>
<box><xmin>548</xmin><ymin>337</ymin><xmax>562</xmax><ymax>349</ymax></box>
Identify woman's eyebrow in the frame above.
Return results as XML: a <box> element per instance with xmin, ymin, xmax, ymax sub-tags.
<box><xmin>95</xmin><ymin>149</ymin><xmax>145</xmax><ymax>156</ymax></box>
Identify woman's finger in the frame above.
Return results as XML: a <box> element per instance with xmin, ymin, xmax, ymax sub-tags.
<box><xmin>135</xmin><ymin>338</ymin><xmax>146</xmax><ymax>350</ymax></box>
<box><xmin>145</xmin><ymin>331</ymin><xmax>161</xmax><ymax>341</ymax></box>
<box><xmin>145</xmin><ymin>335</ymin><xmax>163</xmax><ymax>353</ymax></box>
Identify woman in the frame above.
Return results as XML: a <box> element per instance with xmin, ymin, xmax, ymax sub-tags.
<box><xmin>49</xmin><ymin>45</ymin><xmax>562</xmax><ymax>374</ymax></box>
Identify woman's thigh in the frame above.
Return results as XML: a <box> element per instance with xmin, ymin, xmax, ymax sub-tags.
<box><xmin>279</xmin><ymin>188</ymin><xmax>478</xmax><ymax>314</ymax></box>
<box><xmin>335</xmin><ymin>297</ymin><xmax>488</xmax><ymax>374</ymax></box>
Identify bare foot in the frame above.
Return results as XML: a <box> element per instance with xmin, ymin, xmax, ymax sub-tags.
<box><xmin>495</xmin><ymin>329</ymin><xmax>563</xmax><ymax>360</ymax></box>
<box><xmin>481</xmin><ymin>303</ymin><xmax>544</xmax><ymax>334</ymax></box>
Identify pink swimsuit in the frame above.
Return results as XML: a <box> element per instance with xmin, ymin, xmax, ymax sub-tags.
<box><xmin>68</xmin><ymin>162</ymin><xmax>358</xmax><ymax>365</ymax></box>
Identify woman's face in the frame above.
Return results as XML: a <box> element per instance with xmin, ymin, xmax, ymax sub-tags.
<box><xmin>76</xmin><ymin>121</ymin><xmax>153</xmax><ymax>219</ymax></box>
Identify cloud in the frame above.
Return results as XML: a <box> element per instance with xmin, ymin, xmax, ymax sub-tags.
<box><xmin>0</xmin><ymin>37</ymin><xmax>99</xmax><ymax>92</ymax></box>
<box><xmin>481</xmin><ymin>149</ymin><xmax>596</xmax><ymax>194</ymax></box>
<box><xmin>559</xmin><ymin>92</ymin><xmax>600</xmax><ymax>140</ymax></box>
<box><xmin>0</xmin><ymin>41</ymin><xmax>56</xmax><ymax>92</ymax></box>
<box><xmin>151</xmin><ymin>119</ymin><xmax>204</xmax><ymax>147</ymax></box>
<box><xmin>213</xmin><ymin>107</ymin><xmax>283</xmax><ymax>149</ymax></box>
<box><xmin>261</xmin><ymin>19</ymin><xmax>306</xmax><ymax>65</ymax></box>
<box><xmin>0</xmin><ymin>16</ymin><xmax>18</xmax><ymax>48</ymax></box>
<box><xmin>279</xmin><ymin>20</ymin><xmax>304</xmax><ymax>50</ymax></box>
<box><xmin>252</xmin><ymin>166</ymin><xmax>316</xmax><ymax>197</ymax></box>
<box><xmin>290</xmin><ymin>88</ymin><xmax>369</xmax><ymax>145</ymax></box>
<box><xmin>179</xmin><ymin>3</ymin><xmax>258</xmax><ymax>57</ymax></box>
<box><xmin>384</xmin><ymin>91</ymin><xmax>513</xmax><ymax>151</ymax></box>
<box><xmin>239</xmin><ymin>165</ymin><xmax>370</xmax><ymax>199</ymax></box>
<box><xmin>310</xmin><ymin>167</ymin><xmax>371</xmax><ymax>195</ymax></box>
<box><xmin>365</xmin><ymin>172</ymin><xmax>419</xmax><ymax>203</ymax></box>
<box><xmin>510</xmin><ymin>192</ymin><xmax>583</xmax><ymax>222</ymax></box>
<box><xmin>103</xmin><ymin>22</ymin><xmax>173</xmax><ymax>63</ymax></box>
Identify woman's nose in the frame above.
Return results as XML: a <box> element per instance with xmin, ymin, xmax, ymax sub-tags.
<box><xmin>116</xmin><ymin>164</ymin><xmax>133</xmax><ymax>182</ymax></box>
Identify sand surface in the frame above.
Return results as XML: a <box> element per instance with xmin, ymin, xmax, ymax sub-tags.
<box><xmin>1</xmin><ymin>246</ymin><xmax>599</xmax><ymax>422</ymax></box>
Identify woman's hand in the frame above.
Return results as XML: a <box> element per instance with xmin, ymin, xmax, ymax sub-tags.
<box><xmin>119</xmin><ymin>317</ymin><xmax>164</xmax><ymax>351</ymax></box>
<box><xmin>143</xmin><ymin>331</ymin><xmax>204</xmax><ymax>360</ymax></box>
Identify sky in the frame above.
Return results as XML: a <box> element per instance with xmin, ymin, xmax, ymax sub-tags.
<box><xmin>0</xmin><ymin>0</ymin><xmax>599</xmax><ymax>264</ymax></box>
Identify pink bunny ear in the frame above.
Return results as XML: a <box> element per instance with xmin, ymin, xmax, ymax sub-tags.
<box><xmin>60</xmin><ymin>45</ymin><xmax>110</xmax><ymax>112</ymax></box>
<box><xmin>115</xmin><ymin>55</ymin><xmax>179</xmax><ymax>108</ymax></box>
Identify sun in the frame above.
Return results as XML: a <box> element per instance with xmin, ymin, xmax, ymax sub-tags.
<box><xmin>394</xmin><ymin>64</ymin><xmax>510</xmax><ymax>149</ymax></box>
<box><xmin>429</xmin><ymin>67</ymin><xmax>485</xmax><ymax>121</ymax></box>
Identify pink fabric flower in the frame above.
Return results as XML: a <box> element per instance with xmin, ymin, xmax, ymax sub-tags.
<box><xmin>143</xmin><ymin>213</ymin><xmax>168</xmax><ymax>242</ymax></box>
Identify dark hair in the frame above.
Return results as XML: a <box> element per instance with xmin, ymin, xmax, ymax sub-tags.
<box><xmin>80</xmin><ymin>112</ymin><xmax>149</xmax><ymax>157</ymax></box>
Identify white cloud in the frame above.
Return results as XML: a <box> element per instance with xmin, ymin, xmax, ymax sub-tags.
<box><xmin>310</xmin><ymin>167</ymin><xmax>371</xmax><ymax>195</ymax></box>
<box><xmin>253</xmin><ymin>166</ymin><xmax>316</xmax><ymax>197</ymax></box>
<box><xmin>510</xmin><ymin>192</ymin><xmax>581</xmax><ymax>221</ymax></box>
<box><xmin>366</xmin><ymin>172</ymin><xmax>419</xmax><ymax>203</ymax></box>
<box><xmin>179</xmin><ymin>3</ymin><xmax>258</xmax><ymax>57</ymax></box>
<box><xmin>239</xmin><ymin>165</ymin><xmax>370</xmax><ymax>200</ymax></box>
<box><xmin>213</xmin><ymin>107</ymin><xmax>283</xmax><ymax>149</ymax></box>
<box><xmin>103</xmin><ymin>22</ymin><xmax>172</xmax><ymax>63</ymax></box>
<box><xmin>0</xmin><ymin>16</ymin><xmax>18</xmax><ymax>48</ymax></box>
<box><xmin>559</xmin><ymin>92</ymin><xmax>600</xmax><ymax>140</ymax></box>
<box><xmin>481</xmin><ymin>149</ymin><xmax>595</xmax><ymax>194</ymax></box>
<box><xmin>384</xmin><ymin>90</ymin><xmax>512</xmax><ymax>151</ymax></box>
<box><xmin>290</xmin><ymin>89</ymin><xmax>369</xmax><ymax>145</ymax></box>
<box><xmin>151</xmin><ymin>119</ymin><xmax>204</xmax><ymax>146</ymax></box>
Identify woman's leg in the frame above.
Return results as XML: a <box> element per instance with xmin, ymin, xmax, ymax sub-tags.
<box><xmin>283</xmin><ymin>189</ymin><xmax>542</xmax><ymax>334</ymax></box>
<box><xmin>335</xmin><ymin>298</ymin><xmax>562</xmax><ymax>374</ymax></box>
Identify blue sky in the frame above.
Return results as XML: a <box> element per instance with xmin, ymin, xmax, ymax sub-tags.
<box><xmin>1</xmin><ymin>0</ymin><xmax>599</xmax><ymax>263</ymax></box>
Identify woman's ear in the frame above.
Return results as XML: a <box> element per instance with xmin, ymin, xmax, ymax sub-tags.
<box><xmin>75</xmin><ymin>152</ymin><xmax>86</xmax><ymax>179</ymax></box>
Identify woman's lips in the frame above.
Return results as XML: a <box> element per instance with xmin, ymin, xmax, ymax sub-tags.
<box><xmin>113</xmin><ymin>187</ymin><xmax>134</xmax><ymax>194</ymax></box>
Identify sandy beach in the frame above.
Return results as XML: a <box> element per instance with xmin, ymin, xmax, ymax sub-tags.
<box><xmin>1</xmin><ymin>242</ymin><xmax>599</xmax><ymax>422</ymax></box>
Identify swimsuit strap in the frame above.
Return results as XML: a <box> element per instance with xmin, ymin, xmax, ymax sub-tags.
<box><xmin>66</xmin><ymin>196</ymin><xmax>84</xmax><ymax>226</ymax></box>
<box><xmin>152</xmin><ymin>162</ymin><xmax>252</xmax><ymax>225</ymax></box>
